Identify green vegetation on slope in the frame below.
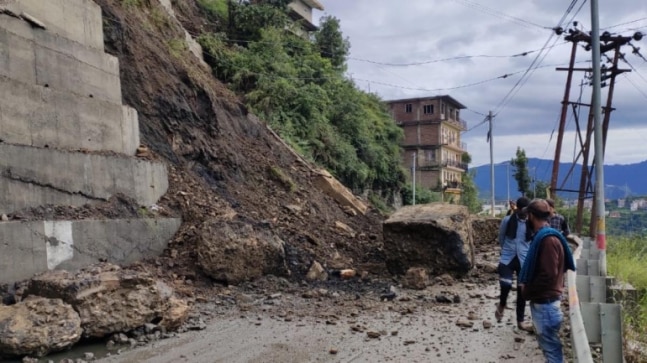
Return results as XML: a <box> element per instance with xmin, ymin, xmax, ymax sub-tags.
<box><xmin>196</xmin><ymin>2</ymin><xmax>405</xmax><ymax>194</ymax></box>
<box><xmin>607</xmin><ymin>235</ymin><xmax>647</xmax><ymax>343</ymax></box>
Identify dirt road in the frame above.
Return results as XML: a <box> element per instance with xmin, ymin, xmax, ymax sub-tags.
<box><xmin>97</xmin><ymin>280</ymin><xmax>545</xmax><ymax>363</ymax></box>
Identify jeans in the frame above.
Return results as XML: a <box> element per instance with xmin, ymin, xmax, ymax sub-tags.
<box><xmin>498</xmin><ymin>257</ymin><xmax>526</xmax><ymax>323</ymax></box>
<box><xmin>530</xmin><ymin>300</ymin><xmax>564</xmax><ymax>363</ymax></box>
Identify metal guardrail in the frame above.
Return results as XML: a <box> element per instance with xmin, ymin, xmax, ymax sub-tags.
<box><xmin>568</xmin><ymin>235</ymin><xmax>595</xmax><ymax>362</ymax></box>
<box><xmin>570</xmin><ymin>236</ymin><xmax>624</xmax><ymax>363</ymax></box>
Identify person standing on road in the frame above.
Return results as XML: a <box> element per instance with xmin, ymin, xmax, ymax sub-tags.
<box><xmin>505</xmin><ymin>200</ymin><xmax>516</xmax><ymax>216</ymax></box>
<box><xmin>546</xmin><ymin>198</ymin><xmax>570</xmax><ymax>237</ymax></box>
<box><xmin>496</xmin><ymin>196</ymin><xmax>533</xmax><ymax>332</ymax></box>
<box><xmin>519</xmin><ymin>199</ymin><xmax>576</xmax><ymax>363</ymax></box>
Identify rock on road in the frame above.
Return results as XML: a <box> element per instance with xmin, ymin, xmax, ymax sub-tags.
<box><xmin>98</xmin><ymin>281</ymin><xmax>545</xmax><ymax>363</ymax></box>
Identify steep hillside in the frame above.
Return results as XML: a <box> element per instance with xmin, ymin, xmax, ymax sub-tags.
<box><xmin>93</xmin><ymin>0</ymin><xmax>386</xmax><ymax>284</ymax></box>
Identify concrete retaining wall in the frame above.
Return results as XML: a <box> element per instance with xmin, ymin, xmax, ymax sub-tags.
<box><xmin>0</xmin><ymin>144</ymin><xmax>168</xmax><ymax>214</ymax></box>
<box><xmin>4</xmin><ymin>0</ymin><xmax>104</xmax><ymax>49</ymax></box>
<box><xmin>0</xmin><ymin>76</ymin><xmax>138</xmax><ymax>155</ymax></box>
<box><xmin>0</xmin><ymin>218</ymin><xmax>182</xmax><ymax>283</ymax></box>
<box><xmin>0</xmin><ymin>15</ymin><xmax>122</xmax><ymax>103</ymax></box>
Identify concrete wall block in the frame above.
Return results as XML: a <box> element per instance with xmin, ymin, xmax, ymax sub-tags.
<box><xmin>0</xmin><ymin>144</ymin><xmax>169</xmax><ymax>213</ymax></box>
<box><xmin>121</xmin><ymin>106</ymin><xmax>140</xmax><ymax>156</ymax></box>
<box><xmin>7</xmin><ymin>0</ymin><xmax>104</xmax><ymax>49</ymax></box>
<box><xmin>0</xmin><ymin>76</ymin><xmax>132</xmax><ymax>153</ymax></box>
<box><xmin>0</xmin><ymin>22</ymin><xmax>122</xmax><ymax>103</ymax></box>
<box><xmin>0</xmin><ymin>218</ymin><xmax>182</xmax><ymax>284</ymax></box>
<box><xmin>0</xmin><ymin>22</ymin><xmax>36</xmax><ymax>85</ymax></box>
<box><xmin>0</xmin><ymin>174</ymin><xmax>92</xmax><ymax>215</ymax></box>
<box><xmin>34</xmin><ymin>41</ymin><xmax>122</xmax><ymax>103</ymax></box>
<box><xmin>0</xmin><ymin>221</ymin><xmax>48</xmax><ymax>284</ymax></box>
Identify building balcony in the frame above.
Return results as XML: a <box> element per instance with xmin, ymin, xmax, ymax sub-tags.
<box><xmin>415</xmin><ymin>160</ymin><xmax>467</xmax><ymax>171</ymax></box>
<box><xmin>443</xmin><ymin>142</ymin><xmax>467</xmax><ymax>152</ymax></box>
<box><xmin>443</xmin><ymin>160</ymin><xmax>468</xmax><ymax>171</ymax></box>
<box><xmin>443</xmin><ymin>181</ymin><xmax>463</xmax><ymax>192</ymax></box>
<box><xmin>441</xmin><ymin>117</ymin><xmax>467</xmax><ymax>131</ymax></box>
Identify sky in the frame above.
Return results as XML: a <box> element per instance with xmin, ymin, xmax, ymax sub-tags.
<box><xmin>313</xmin><ymin>0</ymin><xmax>647</xmax><ymax>167</ymax></box>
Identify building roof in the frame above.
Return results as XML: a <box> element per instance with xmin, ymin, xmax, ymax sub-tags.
<box><xmin>385</xmin><ymin>95</ymin><xmax>467</xmax><ymax>109</ymax></box>
<box><xmin>302</xmin><ymin>0</ymin><xmax>324</xmax><ymax>10</ymax></box>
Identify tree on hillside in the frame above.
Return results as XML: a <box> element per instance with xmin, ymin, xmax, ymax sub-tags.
<box><xmin>460</xmin><ymin>153</ymin><xmax>481</xmax><ymax>213</ymax></box>
<box><xmin>530</xmin><ymin>180</ymin><xmax>550</xmax><ymax>199</ymax></box>
<box><xmin>314</xmin><ymin>16</ymin><xmax>350</xmax><ymax>70</ymax></box>
<box><xmin>511</xmin><ymin>147</ymin><xmax>531</xmax><ymax>196</ymax></box>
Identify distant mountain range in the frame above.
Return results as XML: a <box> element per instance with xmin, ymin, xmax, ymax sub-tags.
<box><xmin>471</xmin><ymin>158</ymin><xmax>647</xmax><ymax>201</ymax></box>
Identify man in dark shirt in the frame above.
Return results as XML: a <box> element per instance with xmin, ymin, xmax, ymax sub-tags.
<box><xmin>519</xmin><ymin>199</ymin><xmax>576</xmax><ymax>363</ymax></box>
<box><xmin>546</xmin><ymin>198</ymin><xmax>570</xmax><ymax>237</ymax></box>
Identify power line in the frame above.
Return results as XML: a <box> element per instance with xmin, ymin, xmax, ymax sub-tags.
<box><xmin>620</xmin><ymin>55</ymin><xmax>647</xmax><ymax>85</ymax></box>
<box><xmin>353</xmin><ymin>60</ymin><xmax>589</xmax><ymax>94</ymax></box>
<box><xmin>463</xmin><ymin>116</ymin><xmax>489</xmax><ymax>133</ymax></box>
<box><xmin>621</xmin><ymin>73</ymin><xmax>647</xmax><ymax>100</ymax></box>
<box><xmin>449</xmin><ymin>0</ymin><xmax>551</xmax><ymax>30</ymax></box>
<box><xmin>603</xmin><ymin>16</ymin><xmax>647</xmax><ymax>31</ymax></box>
<box><xmin>492</xmin><ymin>0</ymin><xmax>584</xmax><ymax>116</ymax></box>
<box><xmin>347</xmin><ymin>42</ymin><xmax>569</xmax><ymax>67</ymax></box>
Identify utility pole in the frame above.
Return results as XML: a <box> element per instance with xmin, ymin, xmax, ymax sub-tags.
<box><xmin>551</xmin><ymin>40</ymin><xmax>579</xmax><ymax>199</ymax></box>
<box><xmin>412</xmin><ymin>152</ymin><xmax>416</xmax><ymax>206</ymax></box>
<box><xmin>506</xmin><ymin>161</ymin><xmax>510</xmax><ymax>207</ymax></box>
<box><xmin>591</xmin><ymin>0</ymin><xmax>607</xmax><ymax>275</ymax></box>
<box><xmin>553</xmin><ymin>28</ymin><xmax>635</xmax><ymax>234</ymax></box>
<box><xmin>488</xmin><ymin>111</ymin><xmax>495</xmax><ymax>216</ymax></box>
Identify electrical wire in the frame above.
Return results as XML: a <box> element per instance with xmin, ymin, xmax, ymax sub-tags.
<box><xmin>492</xmin><ymin>0</ymin><xmax>584</xmax><ymax>116</ymax></box>
<box><xmin>602</xmin><ymin>17</ymin><xmax>647</xmax><ymax>31</ymax></box>
<box><xmin>449</xmin><ymin>0</ymin><xmax>551</xmax><ymax>31</ymax></box>
<box><xmin>347</xmin><ymin>42</ymin><xmax>569</xmax><ymax>67</ymax></box>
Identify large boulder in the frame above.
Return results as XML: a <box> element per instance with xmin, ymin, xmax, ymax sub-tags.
<box><xmin>196</xmin><ymin>219</ymin><xmax>289</xmax><ymax>284</ymax></box>
<box><xmin>471</xmin><ymin>217</ymin><xmax>501</xmax><ymax>247</ymax></box>
<box><xmin>0</xmin><ymin>297</ymin><xmax>82</xmax><ymax>357</ymax></box>
<box><xmin>383</xmin><ymin>203</ymin><xmax>474</xmax><ymax>277</ymax></box>
<box><xmin>24</xmin><ymin>263</ymin><xmax>188</xmax><ymax>338</ymax></box>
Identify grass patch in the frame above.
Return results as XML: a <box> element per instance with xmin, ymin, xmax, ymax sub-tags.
<box><xmin>150</xmin><ymin>7</ymin><xmax>172</xmax><ymax>29</ymax></box>
<box><xmin>267</xmin><ymin>166</ymin><xmax>296</xmax><ymax>192</ymax></box>
<box><xmin>168</xmin><ymin>39</ymin><xmax>187</xmax><ymax>58</ymax></box>
<box><xmin>607</xmin><ymin>235</ymin><xmax>647</xmax><ymax>342</ymax></box>
<box><xmin>121</xmin><ymin>0</ymin><xmax>142</xmax><ymax>8</ymax></box>
<box><xmin>197</xmin><ymin>0</ymin><xmax>229</xmax><ymax>20</ymax></box>
<box><xmin>368</xmin><ymin>192</ymin><xmax>392</xmax><ymax>215</ymax></box>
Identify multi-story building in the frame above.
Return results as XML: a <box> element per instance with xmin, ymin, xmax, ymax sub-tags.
<box><xmin>252</xmin><ymin>0</ymin><xmax>324</xmax><ymax>36</ymax></box>
<box><xmin>387</xmin><ymin>95</ymin><xmax>468</xmax><ymax>200</ymax></box>
<box><xmin>287</xmin><ymin>0</ymin><xmax>324</xmax><ymax>33</ymax></box>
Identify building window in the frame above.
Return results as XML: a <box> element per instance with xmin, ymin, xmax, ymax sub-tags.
<box><xmin>456</xmin><ymin>110</ymin><xmax>460</xmax><ymax>120</ymax></box>
<box><xmin>441</xmin><ymin>103</ymin><xmax>446</xmax><ymax>115</ymax></box>
<box><xmin>426</xmin><ymin>150</ymin><xmax>436</xmax><ymax>161</ymax></box>
<box><xmin>423</xmin><ymin>105</ymin><xmax>434</xmax><ymax>114</ymax></box>
<box><xmin>405</xmin><ymin>104</ymin><xmax>412</xmax><ymax>113</ymax></box>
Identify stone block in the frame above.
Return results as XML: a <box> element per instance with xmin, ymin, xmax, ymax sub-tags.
<box><xmin>313</xmin><ymin>169</ymin><xmax>368</xmax><ymax>215</ymax></box>
<box><xmin>383</xmin><ymin>203</ymin><xmax>474</xmax><ymax>277</ymax></box>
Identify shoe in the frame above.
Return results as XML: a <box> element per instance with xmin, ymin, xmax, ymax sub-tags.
<box><xmin>517</xmin><ymin>321</ymin><xmax>534</xmax><ymax>333</ymax></box>
<box><xmin>495</xmin><ymin>304</ymin><xmax>504</xmax><ymax>322</ymax></box>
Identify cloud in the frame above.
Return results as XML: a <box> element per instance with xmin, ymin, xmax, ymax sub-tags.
<box><xmin>315</xmin><ymin>0</ymin><xmax>647</xmax><ymax>165</ymax></box>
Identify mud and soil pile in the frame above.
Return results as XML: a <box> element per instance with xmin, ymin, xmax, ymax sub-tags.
<box><xmin>90</xmin><ymin>0</ymin><xmax>387</xmax><ymax>290</ymax></box>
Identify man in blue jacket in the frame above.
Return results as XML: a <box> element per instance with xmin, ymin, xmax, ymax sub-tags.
<box><xmin>519</xmin><ymin>199</ymin><xmax>576</xmax><ymax>363</ymax></box>
<box><xmin>496</xmin><ymin>196</ymin><xmax>533</xmax><ymax>332</ymax></box>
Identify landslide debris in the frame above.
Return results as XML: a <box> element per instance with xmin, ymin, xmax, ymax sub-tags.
<box><xmin>93</xmin><ymin>0</ymin><xmax>388</xmax><ymax>288</ymax></box>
